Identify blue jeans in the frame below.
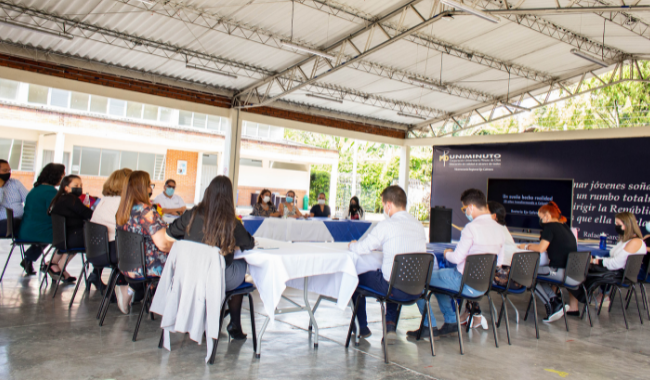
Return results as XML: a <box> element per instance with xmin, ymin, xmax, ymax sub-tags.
<box><xmin>353</xmin><ymin>270</ymin><xmax>420</xmax><ymax>329</ymax></box>
<box><xmin>417</xmin><ymin>268</ymin><xmax>479</xmax><ymax>327</ymax></box>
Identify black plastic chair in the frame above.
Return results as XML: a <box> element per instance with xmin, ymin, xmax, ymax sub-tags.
<box><xmin>491</xmin><ymin>251</ymin><xmax>540</xmax><ymax>345</ymax></box>
<box><xmin>595</xmin><ymin>254</ymin><xmax>645</xmax><ymax>329</ymax></box>
<box><xmin>100</xmin><ymin>229</ymin><xmax>158</xmax><ymax>342</ymax></box>
<box><xmin>76</xmin><ymin>221</ymin><xmax>112</xmax><ymax>311</ymax></box>
<box><xmin>345</xmin><ymin>253</ymin><xmax>435</xmax><ymax>364</ymax></box>
<box><xmin>425</xmin><ymin>254</ymin><xmax>499</xmax><ymax>355</ymax></box>
<box><xmin>1</xmin><ymin>207</ymin><xmax>52</xmax><ymax>282</ymax></box>
<box><xmin>41</xmin><ymin>214</ymin><xmax>86</xmax><ymax>298</ymax></box>
<box><xmin>526</xmin><ymin>251</ymin><xmax>592</xmax><ymax>330</ymax></box>
<box><xmin>639</xmin><ymin>262</ymin><xmax>650</xmax><ymax>321</ymax></box>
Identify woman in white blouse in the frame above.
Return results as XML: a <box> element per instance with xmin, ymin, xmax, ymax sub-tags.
<box><xmin>566</xmin><ymin>212</ymin><xmax>646</xmax><ymax>315</ymax></box>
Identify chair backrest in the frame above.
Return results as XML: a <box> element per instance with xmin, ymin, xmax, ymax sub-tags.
<box><xmin>116</xmin><ymin>228</ymin><xmax>146</xmax><ymax>277</ymax></box>
<box><xmin>621</xmin><ymin>254</ymin><xmax>645</xmax><ymax>285</ymax></box>
<box><xmin>5</xmin><ymin>207</ymin><xmax>14</xmax><ymax>238</ymax></box>
<box><xmin>563</xmin><ymin>251</ymin><xmax>591</xmax><ymax>285</ymax></box>
<box><xmin>460</xmin><ymin>254</ymin><xmax>497</xmax><ymax>295</ymax></box>
<box><xmin>387</xmin><ymin>253</ymin><xmax>434</xmax><ymax>296</ymax></box>
<box><xmin>508</xmin><ymin>251</ymin><xmax>540</xmax><ymax>289</ymax></box>
<box><xmin>83</xmin><ymin>221</ymin><xmax>110</xmax><ymax>263</ymax></box>
<box><xmin>51</xmin><ymin>214</ymin><xmax>67</xmax><ymax>250</ymax></box>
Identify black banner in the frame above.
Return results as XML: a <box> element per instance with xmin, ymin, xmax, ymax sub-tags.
<box><xmin>431</xmin><ymin>137</ymin><xmax>650</xmax><ymax>242</ymax></box>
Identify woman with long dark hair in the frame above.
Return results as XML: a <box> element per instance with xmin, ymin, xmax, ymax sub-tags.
<box><xmin>250</xmin><ymin>188</ymin><xmax>279</xmax><ymax>217</ymax></box>
<box><xmin>167</xmin><ymin>175</ymin><xmax>255</xmax><ymax>340</ymax></box>
<box><xmin>347</xmin><ymin>196</ymin><xmax>364</xmax><ymax>220</ymax></box>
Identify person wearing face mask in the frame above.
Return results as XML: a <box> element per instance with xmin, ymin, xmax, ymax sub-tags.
<box><xmin>47</xmin><ymin>175</ymin><xmax>94</xmax><ymax>283</ymax></box>
<box><xmin>517</xmin><ymin>201</ymin><xmax>577</xmax><ymax>323</ymax></box>
<box><xmin>277</xmin><ymin>190</ymin><xmax>303</xmax><ymax>219</ymax></box>
<box><xmin>348</xmin><ymin>186</ymin><xmax>427</xmax><ymax>343</ymax></box>
<box><xmin>347</xmin><ymin>196</ymin><xmax>364</xmax><ymax>220</ymax></box>
<box><xmin>309</xmin><ymin>192</ymin><xmax>331</xmax><ymax>218</ymax></box>
<box><xmin>251</xmin><ymin>189</ymin><xmax>279</xmax><ymax>217</ymax></box>
<box><xmin>153</xmin><ymin>179</ymin><xmax>186</xmax><ymax>220</ymax></box>
<box><xmin>409</xmin><ymin>188</ymin><xmax>505</xmax><ymax>339</ymax></box>
<box><xmin>0</xmin><ymin>159</ymin><xmax>28</xmax><ymax>239</ymax></box>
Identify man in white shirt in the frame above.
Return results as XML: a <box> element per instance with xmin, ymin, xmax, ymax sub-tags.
<box><xmin>409</xmin><ymin>189</ymin><xmax>505</xmax><ymax>339</ymax></box>
<box><xmin>153</xmin><ymin>179</ymin><xmax>186</xmax><ymax>219</ymax></box>
<box><xmin>348</xmin><ymin>186</ymin><xmax>427</xmax><ymax>344</ymax></box>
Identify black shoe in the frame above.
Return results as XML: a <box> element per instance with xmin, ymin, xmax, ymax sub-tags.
<box><xmin>87</xmin><ymin>273</ymin><xmax>106</xmax><ymax>293</ymax></box>
<box><xmin>20</xmin><ymin>259</ymin><xmax>36</xmax><ymax>275</ymax></box>
<box><xmin>227</xmin><ymin>323</ymin><xmax>247</xmax><ymax>340</ymax></box>
<box><xmin>566</xmin><ymin>311</ymin><xmax>580</xmax><ymax>317</ymax></box>
<box><xmin>63</xmin><ymin>276</ymin><xmax>76</xmax><ymax>283</ymax></box>
<box><xmin>406</xmin><ymin>325</ymin><xmax>440</xmax><ymax>340</ymax></box>
<box><xmin>543</xmin><ymin>298</ymin><xmax>567</xmax><ymax>323</ymax></box>
<box><xmin>438</xmin><ymin>323</ymin><xmax>459</xmax><ymax>337</ymax></box>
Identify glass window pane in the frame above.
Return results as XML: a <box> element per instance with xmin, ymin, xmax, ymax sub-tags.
<box><xmin>143</xmin><ymin>104</ymin><xmax>158</xmax><ymax>121</ymax></box>
<box><xmin>42</xmin><ymin>150</ymin><xmax>54</xmax><ymax>169</ymax></box>
<box><xmin>258</xmin><ymin>124</ymin><xmax>270</xmax><ymax>138</ymax></box>
<box><xmin>19</xmin><ymin>141</ymin><xmax>35</xmax><ymax>172</ymax></box>
<box><xmin>100</xmin><ymin>149</ymin><xmax>120</xmax><ymax>176</ymax></box>
<box><xmin>108</xmin><ymin>99</ymin><xmax>126</xmax><ymax>117</ymax></box>
<box><xmin>207</xmin><ymin>115</ymin><xmax>221</xmax><ymax>131</ymax></box>
<box><xmin>63</xmin><ymin>152</ymin><xmax>71</xmax><ymax>174</ymax></box>
<box><xmin>71</xmin><ymin>146</ymin><xmax>81</xmax><ymax>174</ymax></box>
<box><xmin>80</xmin><ymin>147</ymin><xmax>101</xmax><ymax>176</ymax></box>
<box><xmin>192</xmin><ymin>113</ymin><xmax>207</xmax><ymax>129</ymax></box>
<box><xmin>90</xmin><ymin>95</ymin><xmax>108</xmax><ymax>114</ymax></box>
<box><xmin>159</xmin><ymin>107</ymin><xmax>172</xmax><ymax>123</ymax></box>
<box><xmin>9</xmin><ymin>140</ymin><xmax>21</xmax><ymax>169</ymax></box>
<box><xmin>120</xmin><ymin>151</ymin><xmax>138</xmax><ymax>171</ymax></box>
<box><xmin>0</xmin><ymin>138</ymin><xmax>11</xmax><ymax>161</ymax></box>
<box><xmin>137</xmin><ymin>153</ymin><xmax>155</xmax><ymax>177</ymax></box>
<box><xmin>28</xmin><ymin>84</ymin><xmax>48</xmax><ymax>105</ymax></box>
<box><xmin>178</xmin><ymin>110</ymin><xmax>192</xmax><ymax>126</ymax></box>
<box><xmin>126</xmin><ymin>102</ymin><xmax>143</xmax><ymax>119</ymax></box>
<box><xmin>70</xmin><ymin>92</ymin><xmax>89</xmax><ymax>111</ymax></box>
<box><xmin>0</xmin><ymin>79</ymin><xmax>19</xmax><ymax>100</ymax></box>
<box><xmin>50</xmin><ymin>89</ymin><xmax>70</xmax><ymax>108</ymax></box>
<box><xmin>240</xmin><ymin>158</ymin><xmax>262</xmax><ymax>167</ymax></box>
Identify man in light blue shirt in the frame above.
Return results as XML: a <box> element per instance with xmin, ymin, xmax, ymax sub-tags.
<box><xmin>0</xmin><ymin>159</ymin><xmax>28</xmax><ymax>237</ymax></box>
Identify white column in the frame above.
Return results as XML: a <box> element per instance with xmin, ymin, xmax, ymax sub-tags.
<box><xmin>223</xmin><ymin>109</ymin><xmax>243</xmax><ymax>199</ymax></box>
<box><xmin>53</xmin><ymin>132</ymin><xmax>65</xmax><ymax>164</ymax></box>
<box><xmin>399</xmin><ymin>146</ymin><xmax>410</xmax><ymax>197</ymax></box>
<box><xmin>194</xmin><ymin>152</ymin><xmax>204</xmax><ymax>204</ymax></box>
<box><xmin>351</xmin><ymin>142</ymin><xmax>358</xmax><ymax>196</ymax></box>
<box><xmin>33</xmin><ymin>133</ymin><xmax>46</xmax><ymax>183</ymax></box>
<box><xmin>329</xmin><ymin>159</ymin><xmax>339</xmax><ymax>216</ymax></box>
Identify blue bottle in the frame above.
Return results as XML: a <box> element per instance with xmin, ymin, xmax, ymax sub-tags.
<box><xmin>599</xmin><ymin>233</ymin><xmax>607</xmax><ymax>250</ymax></box>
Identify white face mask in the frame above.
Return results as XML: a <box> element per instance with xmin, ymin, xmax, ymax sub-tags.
<box><xmin>262</xmin><ymin>196</ymin><xmax>270</xmax><ymax>203</ymax></box>
<box><xmin>318</xmin><ymin>199</ymin><xmax>325</xmax><ymax>205</ymax></box>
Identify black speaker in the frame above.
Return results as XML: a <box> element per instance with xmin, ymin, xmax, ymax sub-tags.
<box><xmin>429</xmin><ymin>206</ymin><xmax>452</xmax><ymax>243</ymax></box>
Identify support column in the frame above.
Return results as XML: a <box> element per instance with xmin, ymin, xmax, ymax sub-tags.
<box><xmin>351</xmin><ymin>142</ymin><xmax>358</xmax><ymax>197</ymax></box>
<box><xmin>329</xmin><ymin>159</ymin><xmax>339</xmax><ymax>217</ymax></box>
<box><xmin>223</xmin><ymin>109</ymin><xmax>243</xmax><ymax>200</ymax></box>
<box><xmin>194</xmin><ymin>152</ymin><xmax>204</xmax><ymax>204</ymax></box>
<box><xmin>399</xmin><ymin>146</ymin><xmax>410</xmax><ymax>197</ymax></box>
<box><xmin>33</xmin><ymin>133</ymin><xmax>46</xmax><ymax>183</ymax></box>
<box><xmin>53</xmin><ymin>132</ymin><xmax>65</xmax><ymax>164</ymax></box>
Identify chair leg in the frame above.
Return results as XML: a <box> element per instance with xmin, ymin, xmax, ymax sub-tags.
<box><xmin>52</xmin><ymin>254</ymin><xmax>72</xmax><ymax>298</ymax></box>
<box><xmin>616</xmin><ymin>286</ymin><xmax>629</xmax><ymax>329</ymax></box>
<box><xmin>486</xmin><ymin>293</ymin><xmax>499</xmax><ymax>349</ymax></box>
<box><xmin>345</xmin><ymin>294</ymin><xmax>361</xmax><ymax>348</ymax></box>
<box><xmin>632</xmin><ymin>285</ymin><xmax>643</xmax><ymax>324</ymax></box>
<box><xmin>379</xmin><ymin>300</ymin><xmax>388</xmax><ymax>364</ymax></box>
<box><xmin>501</xmin><ymin>294</ymin><xmax>511</xmax><ymax>345</ymax></box>
<box><xmin>68</xmin><ymin>262</ymin><xmax>87</xmax><ymax>309</ymax></box>
<box><xmin>394</xmin><ymin>305</ymin><xmax>402</xmax><ymax>327</ymax></box>
<box><xmin>248</xmin><ymin>293</ymin><xmax>257</xmax><ymax>351</ymax></box>
<box><xmin>608</xmin><ymin>285</ymin><xmax>616</xmax><ymax>313</ymax></box>
<box><xmin>531</xmin><ymin>290</ymin><xmax>539</xmax><ymax>339</ymax></box>
<box><xmin>625</xmin><ymin>287</ymin><xmax>633</xmax><ymax>310</ymax></box>
<box><xmin>158</xmin><ymin>329</ymin><xmax>165</xmax><ymax>348</ymax></box>
<box><xmin>208</xmin><ymin>339</ymin><xmax>219</xmax><ymax>365</ymax></box>
<box><xmin>416</xmin><ymin>293</ymin><xmax>431</xmax><ymax>341</ymax></box>
<box><xmin>38</xmin><ymin>245</ymin><xmax>52</xmax><ymax>274</ymax></box>
<box><xmin>97</xmin><ymin>268</ymin><xmax>116</xmax><ymax>319</ymax></box>
<box><xmin>133</xmin><ymin>282</ymin><xmax>152</xmax><ymax>342</ymax></box>
<box><xmin>497</xmin><ymin>294</ymin><xmax>505</xmax><ymax>328</ymax></box>
<box><xmin>524</xmin><ymin>293</ymin><xmax>533</xmax><ymax>321</ymax></box>
<box><xmin>582</xmin><ymin>284</ymin><xmax>593</xmax><ymax>327</ymax></box>
<box><xmin>641</xmin><ymin>284</ymin><xmax>650</xmax><ymax>321</ymax></box>
<box><xmin>40</xmin><ymin>248</ymin><xmax>57</xmax><ymax>290</ymax></box>
<box><xmin>0</xmin><ymin>243</ymin><xmax>16</xmax><ymax>282</ymax></box>
<box><xmin>453</xmin><ymin>297</ymin><xmax>464</xmax><ymax>355</ymax></box>
<box><xmin>424</xmin><ymin>298</ymin><xmax>435</xmax><ymax>357</ymax></box>
<box><xmin>558</xmin><ymin>288</ymin><xmax>569</xmax><ymax>332</ymax></box>
<box><xmin>99</xmin><ymin>269</ymin><xmax>119</xmax><ymax>326</ymax></box>
<box><xmin>597</xmin><ymin>287</ymin><xmax>606</xmax><ymax>316</ymax></box>
<box><xmin>308</xmin><ymin>296</ymin><xmax>323</xmax><ymax>332</ymax></box>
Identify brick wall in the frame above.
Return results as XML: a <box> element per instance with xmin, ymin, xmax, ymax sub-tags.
<box><xmin>158</xmin><ymin>150</ymin><xmax>198</xmax><ymax>205</ymax></box>
<box><xmin>77</xmin><ymin>175</ymin><xmax>165</xmax><ymax>198</ymax></box>
<box><xmin>12</xmin><ymin>171</ymin><xmax>34</xmax><ymax>191</ymax></box>
<box><xmin>237</xmin><ymin>186</ymin><xmax>308</xmax><ymax>210</ymax></box>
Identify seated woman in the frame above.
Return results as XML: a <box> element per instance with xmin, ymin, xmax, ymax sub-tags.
<box><xmin>48</xmin><ymin>175</ymin><xmax>94</xmax><ymax>283</ymax></box>
<box><xmin>115</xmin><ymin>171</ymin><xmax>172</xmax><ymax>315</ymax></box>
<box><xmin>566</xmin><ymin>212</ymin><xmax>646</xmax><ymax>315</ymax></box>
<box><xmin>167</xmin><ymin>176</ymin><xmax>255</xmax><ymax>340</ymax></box>
<box><xmin>277</xmin><ymin>190</ymin><xmax>303</xmax><ymax>218</ymax></box>
<box><xmin>88</xmin><ymin>168</ymin><xmax>132</xmax><ymax>290</ymax></box>
<box><xmin>18</xmin><ymin>163</ymin><xmax>66</xmax><ymax>275</ymax></box>
<box><xmin>309</xmin><ymin>192</ymin><xmax>331</xmax><ymax>218</ymax></box>
<box><xmin>347</xmin><ymin>196</ymin><xmax>364</xmax><ymax>220</ymax></box>
<box><xmin>250</xmin><ymin>189</ymin><xmax>278</xmax><ymax>217</ymax></box>
<box><xmin>517</xmin><ymin>201</ymin><xmax>577</xmax><ymax>323</ymax></box>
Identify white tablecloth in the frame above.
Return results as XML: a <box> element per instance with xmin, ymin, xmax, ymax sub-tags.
<box><xmin>234</xmin><ymin>239</ymin><xmax>363</xmax><ymax>321</ymax></box>
<box><xmin>250</xmin><ymin>218</ymin><xmax>377</xmax><ymax>242</ymax></box>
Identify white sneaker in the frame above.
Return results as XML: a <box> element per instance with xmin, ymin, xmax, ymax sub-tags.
<box><xmin>385</xmin><ymin>331</ymin><xmax>397</xmax><ymax>345</ymax></box>
<box><xmin>544</xmin><ymin>304</ymin><xmax>568</xmax><ymax>323</ymax></box>
<box><xmin>116</xmin><ymin>285</ymin><xmax>132</xmax><ymax>315</ymax></box>
<box><xmin>469</xmin><ymin>314</ymin><xmax>488</xmax><ymax>330</ymax></box>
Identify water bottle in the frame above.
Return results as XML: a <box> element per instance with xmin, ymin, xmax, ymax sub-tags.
<box><xmin>283</xmin><ymin>204</ymin><xmax>289</xmax><ymax>219</ymax></box>
<box><xmin>83</xmin><ymin>192</ymin><xmax>91</xmax><ymax>207</ymax></box>
<box><xmin>599</xmin><ymin>233</ymin><xmax>607</xmax><ymax>250</ymax></box>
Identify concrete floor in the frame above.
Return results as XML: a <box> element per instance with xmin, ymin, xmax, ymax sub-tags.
<box><xmin>1</xmin><ymin>244</ymin><xmax>649</xmax><ymax>380</ymax></box>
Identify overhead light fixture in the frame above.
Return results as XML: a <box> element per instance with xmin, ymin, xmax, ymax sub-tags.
<box><xmin>441</xmin><ymin>0</ymin><xmax>500</xmax><ymax>24</ymax></box>
<box><xmin>281</xmin><ymin>40</ymin><xmax>336</xmax><ymax>60</ymax></box>
<box><xmin>306</xmin><ymin>93</ymin><xmax>343</xmax><ymax>103</ymax></box>
<box><xmin>0</xmin><ymin>19</ymin><xmax>74</xmax><ymax>40</ymax></box>
<box><xmin>570</xmin><ymin>48</ymin><xmax>609</xmax><ymax>68</ymax></box>
<box><xmin>186</xmin><ymin>64</ymin><xmax>238</xmax><ymax>79</ymax></box>
<box><xmin>397</xmin><ymin>112</ymin><xmax>428</xmax><ymax>120</ymax></box>
<box><xmin>408</xmin><ymin>76</ymin><xmax>447</xmax><ymax>91</ymax></box>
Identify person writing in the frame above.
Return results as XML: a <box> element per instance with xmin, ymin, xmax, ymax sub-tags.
<box><xmin>167</xmin><ymin>176</ymin><xmax>256</xmax><ymax>340</ymax></box>
<box><xmin>517</xmin><ymin>201</ymin><xmax>577</xmax><ymax>323</ymax></box>
<box><xmin>0</xmin><ymin>159</ymin><xmax>28</xmax><ymax>240</ymax></box>
<box><xmin>250</xmin><ymin>189</ymin><xmax>279</xmax><ymax>217</ymax></box>
<box><xmin>347</xmin><ymin>196</ymin><xmax>364</xmax><ymax>220</ymax></box>
<box><xmin>309</xmin><ymin>192</ymin><xmax>331</xmax><ymax>218</ymax></box>
<box><xmin>410</xmin><ymin>189</ymin><xmax>505</xmax><ymax>339</ymax></box>
<box><xmin>348</xmin><ymin>186</ymin><xmax>427</xmax><ymax>343</ymax></box>
<box><xmin>277</xmin><ymin>190</ymin><xmax>303</xmax><ymax>219</ymax></box>
<box><xmin>153</xmin><ymin>179</ymin><xmax>186</xmax><ymax>219</ymax></box>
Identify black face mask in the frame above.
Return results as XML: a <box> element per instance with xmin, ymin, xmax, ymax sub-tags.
<box><xmin>615</xmin><ymin>225</ymin><xmax>625</xmax><ymax>236</ymax></box>
<box><xmin>0</xmin><ymin>172</ymin><xmax>10</xmax><ymax>183</ymax></box>
<box><xmin>539</xmin><ymin>218</ymin><xmax>546</xmax><ymax>228</ymax></box>
<box><xmin>71</xmin><ymin>187</ymin><xmax>83</xmax><ymax>196</ymax></box>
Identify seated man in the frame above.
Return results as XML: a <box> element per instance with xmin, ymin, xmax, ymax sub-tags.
<box><xmin>409</xmin><ymin>188</ymin><xmax>505</xmax><ymax>339</ymax></box>
<box><xmin>348</xmin><ymin>185</ymin><xmax>427</xmax><ymax>344</ymax></box>
<box><xmin>153</xmin><ymin>179</ymin><xmax>187</xmax><ymax>220</ymax></box>
<box><xmin>0</xmin><ymin>159</ymin><xmax>28</xmax><ymax>237</ymax></box>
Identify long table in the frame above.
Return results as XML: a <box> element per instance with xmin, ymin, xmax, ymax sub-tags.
<box><xmin>242</xmin><ymin>217</ymin><xmax>377</xmax><ymax>242</ymax></box>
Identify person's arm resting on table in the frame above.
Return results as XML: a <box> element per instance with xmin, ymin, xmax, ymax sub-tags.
<box><xmin>348</xmin><ymin>223</ymin><xmax>384</xmax><ymax>254</ymax></box>
<box><xmin>444</xmin><ymin>225</ymin><xmax>474</xmax><ymax>264</ymax></box>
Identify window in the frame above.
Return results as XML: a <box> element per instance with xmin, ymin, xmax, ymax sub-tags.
<box><xmin>50</xmin><ymin>89</ymin><xmax>70</xmax><ymax>108</ymax></box>
<box><xmin>207</xmin><ymin>115</ymin><xmax>221</xmax><ymax>132</ymax></box>
<box><xmin>79</xmin><ymin>147</ymin><xmax>101</xmax><ymax>176</ymax></box>
<box><xmin>143</xmin><ymin>104</ymin><xmax>158</xmax><ymax>121</ymax></box>
<box><xmin>270</xmin><ymin>161</ymin><xmax>309</xmax><ymax>171</ymax></box>
<box><xmin>71</xmin><ymin>146</ymin><xmax>165</xmax><ymax>179</ymax></box>
<box><xmin>41</xmin><ymin>150</ymin><xmax>71</xmax><ymax>174</ymax></box>
<box><xmin>242</xmin><ymin>121</ymin><xmax>283</xmax><ymax>139</ymax></box>
<box><xmin>108</xmin><ymin>99</ymin><xmax>126</xmax><ymax>117</ymax></box>
<box><xmin>0</xmin><ymin>79</ymin><xmax>19</xmax><ymax>100</ymax></box>
<box><xmin>159</xmin><ymin>107</ymin><xmax>172</xmax><ymax>123</ymax></box>
<box><xmin>178</xmin><ymin>110</ymin><xmax>193</xmax><ymax>126</ymax></box>
<box><xmin>0</xmin><ymin>138</ymin><xmax>37</xmax><ymax>171</ymax></box>
<box><xmin>90</xmin><ymin>95</ymin><xmax>108</xmax><ymax>114</ymax></box>
<box><xmin>258</xmin><ymin>124</ymin><xmax>270</xmax><ymax>138</ymax></box>
<box><xmin>71</xmin><ymin>92</ymin><xmax>89</xmax><ymax>111</ymax></box>
<box><xmin>243</xmin><ymin>123</ymin><xmax>258</xmax><ymax>137</ymax></box>
<box><xmin>100</xmin><ymin>149</ymin><xmax>121</xmax><ymax>176</ymax></box>
<box><xmin>239</xmin><ymin>158</ymin><xmax>262</xmax><ymax>167</ymax></box>
<box><xmin>193</xmin><ymin>113</ymin><xmax>207</xmax><ymax>129</ymax></box>
<box><xmin>126</xmin><ymin>102</ymin><xmax>143</xmax><ymax>119</ymax></box>
<box><xmin>27</xmin><ymin>84</ymin><xmax>48</xmax><ymax>105</ymax></box>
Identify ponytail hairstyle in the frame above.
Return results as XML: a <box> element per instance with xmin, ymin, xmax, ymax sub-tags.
<box><xmin>487</xmin><ymin>201</ymin><xmax>507</xmax><ymax>226</ymax></box>
<box><xmin>538</xmin><ymin>201</ymin><xmax>567</xmax><ymax>223</ymax></box>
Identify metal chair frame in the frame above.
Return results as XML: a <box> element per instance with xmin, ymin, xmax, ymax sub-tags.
<box><xmin>639</xmin><ymin>262</ymin><xmax>650</xmax><ymax>322</ymax></box>
<box><xmin>73</xmin><ymin>221</ymin><xmax>112</xmax><ymax>310</ymax></box>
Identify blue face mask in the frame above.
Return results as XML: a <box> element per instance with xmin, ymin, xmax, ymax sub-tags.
<box><xmin>165</xmin><ymin>187</ymin><xmax>175</xmax><ymax>196</ymax></box>
<box><xmin>286</xmin><ymin>196</ymin><xmax>294</xmax><ymax>203</ymax></box>
<box><xmin>465</xmin><ymin>205</ymin><xmax>473</xmax><ymax>222</ymax></box>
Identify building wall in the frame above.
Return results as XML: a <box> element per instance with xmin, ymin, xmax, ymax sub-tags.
<box><xmin>155</xmin><ymin>149</ymin><xmax>198</xmax><ymax>204</ymax></box>
<box><xmin>238</xmin><ymin>166</ymin><xmax>310</xmax><ymax>191</ymax></box>
<box><xmin>12</xmin><ymin>170</ymin><xmax>35</xmax><ymax>191</ymax></box>
<box><xmin>237</xmin><ymin>186</ymin><xmax>308</xmax><ymax>210</ymax></box>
